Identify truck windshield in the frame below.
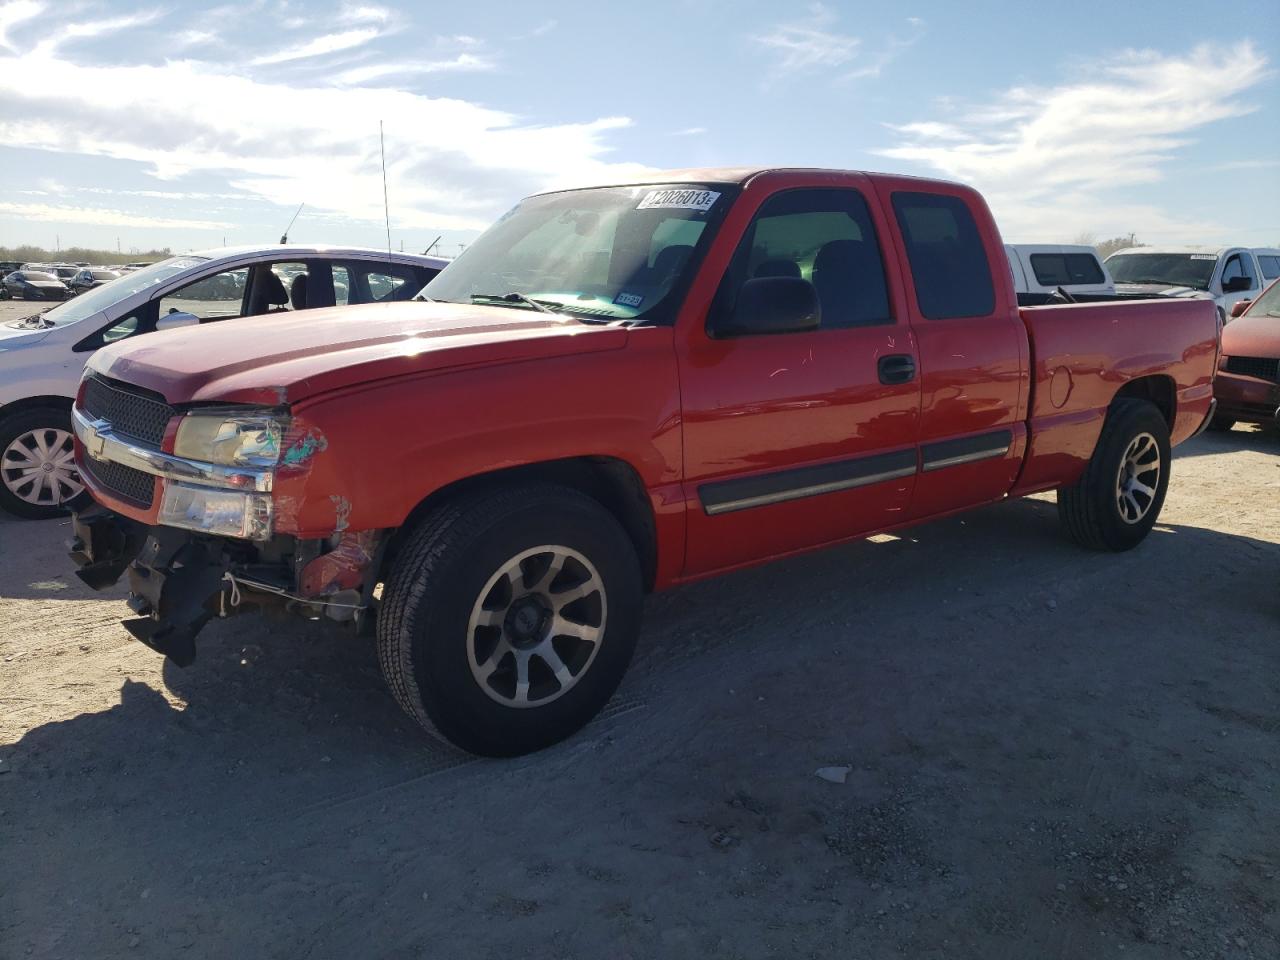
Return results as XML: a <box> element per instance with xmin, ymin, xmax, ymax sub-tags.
<box><xmin>1246</xmin><ymin>280</ymin><xmax>1280</xmax><ymax>318</ymax></box>
<box><xmin>1106</xmin><ymin>253</ymin><xmax>1215</xmax><ymax>291</ymax></box>
<box><xmin>38</xmin><ymin>256</ymin><xmax>208</xmax><ymax>326</ymax></box>
<box><xmin>422</xmin><ymin>184</ymin><xmax>736</xmax><ymax>323</ymax></box>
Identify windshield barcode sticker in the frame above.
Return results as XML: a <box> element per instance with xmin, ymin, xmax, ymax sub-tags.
<box><xmin>637</xmin><ymin>189</ymin><xmax>720</xmax><ymax>212</ymax></box>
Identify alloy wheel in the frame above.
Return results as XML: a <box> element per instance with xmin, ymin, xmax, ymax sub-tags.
<box><xmin>1115</xmin><ymin>431</ymin><xmax>1161</xmax><ymax>524</ymax></box>
<box><xmin>467</xmin><ymin>545</ymin><xmax>608</xmax><ymax>708</ymax></box>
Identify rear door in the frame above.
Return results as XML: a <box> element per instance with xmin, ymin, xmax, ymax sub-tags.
<box><xmin>676</xmin><ymin>175</ymin><xmax>921</xmax><ymax>576</ymax></box>
<box><xmin>869</xmin><ymin>178</ymin><xmax>1029</xmax><ymax>520</ymax></box>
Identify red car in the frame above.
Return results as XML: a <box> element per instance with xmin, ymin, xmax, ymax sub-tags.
<box><xmin>1212</xmin><ymin>277</ymin><xmax>1280</xmax><ymax>430</ymax></box>
<box><xmin>67</xmin><ymin>168</ymin><xmax>1217</xmax><ymax>755</ymax></box>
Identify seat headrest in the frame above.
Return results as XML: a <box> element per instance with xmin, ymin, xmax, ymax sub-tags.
<box><xmin>262</xmin><ymin>270</ymin><xmax>289</xmax><ymax>306</ymax></box>
<box><xmin>652</xmin><ymin>244</ymin><xmax>694</xmax><ymax>278</ymax></box>
<box><xmin>812</xmin><ymin>239</ymin><xmax>866</xmax><ymax>275</ymax></box>
<box><xmin>290</xmin><ymin>274</ymin><xmax>308</xmax><ymax>310</ymax></box>
<box><xmin>753</xmin><ymin>259</ymin><xmax>801</xmax><ymax>279</ymax></box>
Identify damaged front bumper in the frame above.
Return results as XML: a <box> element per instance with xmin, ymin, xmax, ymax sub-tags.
<box><xmin>69</xmin><ymin>506</ymin><xmax>382</xmax><ymax>667</ymax></box>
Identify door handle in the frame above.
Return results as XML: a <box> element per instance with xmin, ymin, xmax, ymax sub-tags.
<box><xmin>878</xmin><ymin>354</ymin><xmax>916</xmax><ymax>385</ymax></box>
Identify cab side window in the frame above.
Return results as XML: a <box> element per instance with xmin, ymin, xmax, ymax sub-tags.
<box><xmin>1221</xmin><ymin>253</ymin><xmax>1258</xmax><ymax>291</ymax></box>
<box><xmin>342</xmin><ymin>262</ymin><xmax>427</xmax><ymax>304</ymax></box>
<box><xmin>709</xmin><ymin>187</ymin><xmax>892</xmax><ymax>332</ymax></box>
<box><xmin>156</xmin><ymin>267</ymin><xmax>249</xmax><ymax>321</ymax></box>
<box><xmin>891</xmin><ymin>192</ymin><xmax>995</xmax><ymax>319</ymax></box>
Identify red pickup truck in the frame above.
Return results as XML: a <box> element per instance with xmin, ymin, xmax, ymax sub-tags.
<box><xmin>68</xmin><ymin>168</ymin><xmax>1218</xmax><ymax>756</ymax></box>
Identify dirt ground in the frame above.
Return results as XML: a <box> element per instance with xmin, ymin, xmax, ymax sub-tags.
<box><xmin>1</xmin><ymin>410</ymin><xmax>1277</xmax><ymax>959</ymax></box>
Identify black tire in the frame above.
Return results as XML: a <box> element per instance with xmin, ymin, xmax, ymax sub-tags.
<box><xmin>1206</xmin><ymin>416</ymin><xmax>1236</xmax><ymax>432</ymax></box>
<box><xmin>377</xmin><ymin>484</ymin><xmax>643</xmax><ymax>757</ymax></box>
<box><xmin>1057</xmin><ymin>399</ymin><xmax>1171</xmax><ymax>552</ymax></box>
<box><xmin>0</xmin><ymin>406</ymin><xmax>89</xmax><ymax>520</ymax></box>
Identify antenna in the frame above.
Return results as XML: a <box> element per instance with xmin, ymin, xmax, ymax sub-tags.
<box><xmin>280</xmin><ymin>202</ymin><xmax>304</xmax><ymax>244</ymax></box>
<box><xmin>380</xmin><ymin>120</ymin><xmax>392</xmax><ymax>263</ymax></box>
<box><xmin>423</xmin><ymin>235</ymin><xmax>442</xmax><ymax>256</ymax></box>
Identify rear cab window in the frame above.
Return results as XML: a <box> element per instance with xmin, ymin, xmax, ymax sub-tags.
<box><xmin>1029</xmin><ymin>253</ymin><xmax>1105</xmax><ymax>287</ymax></box>
<box><xmin>891</xmin><ymin>192</ymin><xmax>995</xmax><ymax>319</ymax></box>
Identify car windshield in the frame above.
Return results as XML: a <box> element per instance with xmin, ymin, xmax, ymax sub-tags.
<box><xmin>1245</xmin><ymin>279</ymin><xmax>1280</xmax><ymax>318</ymax></box>
<box><xmin>21</xmin><ymin>272</ymin><xmax>57</xmax><ymax>281</ymax></box>
<box><xmin>91</xmin><ymin>271</ymin><xmax>118</xmax><ymax>280</ymax></box>
<box><xmin>423</xmin><ymin>183</ymin><xmax>736</xmax><ymax>323</ymax></box>
<box><xmin>1106</xmin><ymin>253</ymin><xmax>1216</xmax><ymax>290</ymax></box>
<box><xmin>39</xmin><ymin>256</ymin><xmax>208</xmax><ymax>325</ymax></box>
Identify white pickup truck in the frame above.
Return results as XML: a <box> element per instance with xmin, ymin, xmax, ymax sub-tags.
<box><xmin>1106</xmin><ymin>246</ymin><xmax>1280</xmax><ymax>323</ymax></box>
<box><xmin>1005</xmin><ymin>244</ymin><xmax>1115</xmax><ymax>305</ymax></box>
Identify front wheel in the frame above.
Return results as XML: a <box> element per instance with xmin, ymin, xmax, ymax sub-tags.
<box><xmin>0</xmin><ymin>407</ymin><xmax>88</xmax><ymax>519</ymax></box>
<box><xmin>1057</xmin><ymin>399</ymin><xmax>1171</xmax><ymax>551</ymax></box>
<box><xmin>377</xmin><ymin>485</ymin><xmax>643</xmax><ymax>756</ymax></box>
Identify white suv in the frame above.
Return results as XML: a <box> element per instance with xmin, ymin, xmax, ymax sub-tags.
<box><xmin>1106</xmin><ymin>246</ymin><xmax>1279</xmax><ymax>323</ymax></box>
<box><xmin>0</xmin><ymin>245</ymin><xmax>447</xmax><ymax>518</ymax></box>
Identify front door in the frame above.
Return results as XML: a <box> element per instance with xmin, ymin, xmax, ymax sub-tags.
<box><xmin>676</xmin><ymin>179</ymin><xmax>921</xmax><ymax>577</ymax></box>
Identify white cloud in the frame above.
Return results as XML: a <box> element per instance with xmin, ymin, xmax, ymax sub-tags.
<box><xmin>0</xmin><ymin>201</ymin><xmax>231</xmax><ymax>230</ymax></box>
<box><xmin>341</xmin><ymin>2</ymin><xmax>391</xmax><ymax>23</ymax></box>
<box><xmin>32</xmin><ymin>8</ymin><xmax>163</xmax><ymax>56</ymax></box>
<box><xmin>251</xmin><ymin>27</ymin><xmax>381</xmax><ymax>66</ymax></box>
<box><xmin>752</xmin><ymin>3</ymin><xmax>860</xmax><ymax>79</ymax></box>
<box><xmin>671</xmin><ymin>127</ymin><xmax>707</xmax><ymax>136</ymax></box>
<box><xmin>0</xmin><ymin>0</ymin><xmax>42</xmax><ymax>52</ymax></box>
<box><xmin>530</xmin><ymin>19</ymin><xmax>557</xmax><ymax>37</ymax></box>
<box><xmin>877</xmin><ymin>42</ymin><xmax>1270</xmax><ymax>241</ymax></box>
<box><xmin>1214</xmin><ymin>158</ymin><xmax>1280</xmax><ymax>171</ymax></box>
<box><xmin>333</xmin><ymin>53</ymin><xmax>494</xmax><ymax>86</ymax></box>
<box><xmin>0</xmin><ymin>37</ymin><xmax>651</xmax><ymax>235</ymax></box>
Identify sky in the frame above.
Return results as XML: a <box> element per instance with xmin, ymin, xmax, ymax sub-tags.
<box><xmin>0</xmin><ymin>0</ymin><xmax>1277</xmax><ymax>257</ymax></box>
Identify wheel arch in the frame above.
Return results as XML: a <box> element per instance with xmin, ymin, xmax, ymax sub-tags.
<box><xmin>1112</xmin><ymin>375</ymin><xmax>1175</xmax><ymax>430</ymax></box>
<box><xmin>381</xmin><ymin>456</ymin><xmax>659</xmax><ymax>592</ymax></box>
<box><xmin>0</xmin><ymin>394</ymin><xmax>75</xmax><ymax>422</ymax></box>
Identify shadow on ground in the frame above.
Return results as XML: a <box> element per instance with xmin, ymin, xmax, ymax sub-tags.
<box><xmin>3</xmin><ymin>496</ymin><xmax>1278</xmax><ymax>959</ymax></box>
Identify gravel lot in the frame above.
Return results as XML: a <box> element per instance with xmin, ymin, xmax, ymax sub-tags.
<box><xmin>0</xmin><ymin>318</ymin><xmax>1277</xmax><ymax>957</ymax></box>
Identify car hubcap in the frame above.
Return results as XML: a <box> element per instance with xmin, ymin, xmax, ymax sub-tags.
<box><xmin>467</xmin><ymin>545</ymin><xmax>607</xmax><ymax>708</ymax></box>
<box><xmin>2</xmin><ymin>427</ymin><xmax>83</xmax><ymax>507</ymax></box>
<box><xmin>1115</xmin><ymin>431</ymin><xmax>1160</xmax><ymax>524</ymax></box>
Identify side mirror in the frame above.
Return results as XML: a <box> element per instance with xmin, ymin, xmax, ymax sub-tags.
<box><xmin>1222</xmin><ymin>276</ymin><xmax>1252</xmax><ymax>293</ymax></box>
<box><xmin>1230</xmin><ymin>299</ymin><xmax>1252</xmax><ymax>318</ymax></box>
<box><xmin>716</xmin><ymin>277</ymin><xmax>821</xmax><ymax>337</ymax></box>
<box><xmin>156</xmin><ymin>310</ymin><xmax>199</xmax><ymax>331</ymax></box>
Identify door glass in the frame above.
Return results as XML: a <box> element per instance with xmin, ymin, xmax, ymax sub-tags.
<box><xmin>157</xmin><ymin>267</ymin><xmax>248</xmax><ymax>320</ymax></box>
<box><xmin>891</xmin><ymin>192</ymin><xmax>996</xmax><ymax>319</ymax></box>
<box><xmin>333</xmin><ymin>265</ymin><xmax>350</xmax><ymax>305</ymax></box>
<box><xmin>711</xmin><ymin>187</ymin><xmax>892</xmax><ymax>330</ymax></box>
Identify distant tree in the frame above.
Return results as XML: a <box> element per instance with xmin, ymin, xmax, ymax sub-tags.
<box><xmin>1071</xmin><ymin>231</ymin><xmax>1097</xmax><ymax>247</ymax></box>
<box><xmin>1095</xmin><ymin>233</ymin><xmax>1144</xmax><ymax>259</ymax></box>
<box><xmin>0</xmin><ymin>245</ymin><xmax>172</xmax><ymax>266</ymax></box>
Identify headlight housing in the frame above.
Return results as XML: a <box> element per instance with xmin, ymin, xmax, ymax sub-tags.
<box><xmin>173</xmin><ymin>410</ymin><xmax>288</xmax><ymax>467</ymax></box>
<box><xmin>159</xmin><ymin>482</ymin><xmax>273</xmax><ymax>540</ymax></box>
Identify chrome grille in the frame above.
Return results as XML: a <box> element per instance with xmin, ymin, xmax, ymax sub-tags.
<box><xmin>81</xmin><ymin>375</ymin><xmax>175</xmax><ymax>447</ymax></box>
<box><xmin>1224</xmin><ymin>356</ymin><xmax>1280</xmax><ymax>383</ymax></box>
<box><xmin>83</xmin><ymin>455</ymin><xmax>155</xmax><ymax>507</ymax></box>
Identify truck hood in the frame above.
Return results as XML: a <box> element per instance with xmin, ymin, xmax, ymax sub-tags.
<box><xmin>1114</xmin><ymin>283</ymin><xmax>1211</xmax><ymax>300</ymax></box>
<box><xmin>1221</xmin><ymin>310</ymin><xmax>1280</xmax><ymax>359</ymax></box>
<box><xmin>89</xmin><ymin>300</ymin><xmax>630</xmax><ymax>406</ymax></box>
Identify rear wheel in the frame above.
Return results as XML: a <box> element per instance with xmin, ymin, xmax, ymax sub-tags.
<box><xmin>377</xmin><ymin>485</ymin><xmax>643</xmax><ymax>756</ymax></box>
<box><xmin>0</xmin><ymin>407</ymin><xmax>87</xmax><ymax>519</ymax></box>
<box><xmin>1057</xmin><ymin>399</ymin><xmax>1171</xmax><ymax>551</ymax></box>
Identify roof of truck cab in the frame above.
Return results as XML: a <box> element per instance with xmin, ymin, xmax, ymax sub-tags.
<box><xmin>537</xmin><ymin>167</ymin><xmax>964</xmax><ymax>193</ymax></box>
<box><xmin>1108</xmin><ymin>245</ymin><xmax>1238</xmax><ymax>257</ymax></box>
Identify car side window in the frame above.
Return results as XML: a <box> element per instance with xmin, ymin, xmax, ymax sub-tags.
<box><xmin>1259</xmin><ymin>255</ymin><xmax>1280</xmax><ymax>281</ymax></box>
<box><xmin>1233</xmin><ymin>253</ymin><xmax>1259</xmax><ymax>289</ymax></box>
<box><xmin>333</xmin><ymin>265</ymin><xmax>350</xmax><ymax>305</ymax></box>
<box><xmin>1030</xmin><ymin>253</ymin><xmax>1104</xmax><ymax>287</ymax></box>
<box><xmin>709</xmin><ymin>187</ymin><xmax>892</xmax><ymax>332</ymax></box>
<box><xmin>156</xmin><ymin>267</ymin><xmax>249</xmax><ymax>321</ymax></box>
<box><xmin>73</xmin><ymin>308</ymin><xmax>152</xmax><ymax>352</ymax></box>
<box><xmin>891</xmin><ymin>192</ymin><xmax>996</xmax><ymax>319</ymax></box>
<box><xmin>343</xmin><ymin>262</ymin><xmax>424</xmax><ymax>304</ymax></box>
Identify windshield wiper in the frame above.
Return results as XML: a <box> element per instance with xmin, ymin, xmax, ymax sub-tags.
<box><xmin>470</xmin><ymin>292</ymin><xmax>565</xmax><ymax>315</ymax></box>
<box><xmin>13</xmin><ymin>312</ymin><xmax>54</xmax><ymax>329</ymax></box>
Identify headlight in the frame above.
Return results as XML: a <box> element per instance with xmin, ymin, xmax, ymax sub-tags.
<box><xmin>173</xmin><ymin>410</ymin><xmax>288</xmax><ymax>467</ymax></box>
<box><xmin>159</xmin><ymin>482</ymin><xmax>274</xmax><ymax>540</ymax></box>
